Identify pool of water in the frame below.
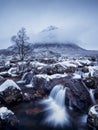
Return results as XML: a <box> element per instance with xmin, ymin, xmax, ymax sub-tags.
<box><xmin>4</xmin><ymin>99</ymin><xmax>94</xmax><ymax>130</ymax></box>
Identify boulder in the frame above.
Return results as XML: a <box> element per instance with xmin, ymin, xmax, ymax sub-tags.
<box><xmin>17</xmin><ymin>71</ymin><xmax>33</xmax><ymax>84</ymax></box>
<box><xmin>37</xmin><ymin>63</ymin><xmax>76</xmax><ymax>75</ymax></box>
<box><xmin>84</xmin><ymin>77</ymin><xmax>96</xmax><ymax>89</ymax></box>
<box><xmin>0</xmin><ymin>79</ymin><xmax>23</xmax><ymax>105</ymax></box>
<box><xmin>33</xmin><ymin>74</ymin><xmax>68</xmax><ymax>91</ymax></box>
<box><xmin>65</xmin><ymin>79</ymin><xmax>91</xmax><ymax>112</ymax></box>
<box><xmin>87</xmin><ymin>105</ymin><xmax>98</xmax><ymax>128</ymax></box>
<box><xmin>0</xmin><ymin>107</ymin><xmax>19</xmax><ymax>129</ymax></box>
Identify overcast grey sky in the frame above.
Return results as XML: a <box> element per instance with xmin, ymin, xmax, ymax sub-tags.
<box><xmin>0</xmin><ymin>0</ymin><xmax>98</xmax><ymax>50</ymax></box>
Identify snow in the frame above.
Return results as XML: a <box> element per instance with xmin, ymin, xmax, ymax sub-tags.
<box><xmin>0</xmin><ymin>107</ymin><xmax>14</xmax><ymax>120</ymax></box>
<box><xmin>50</xmin><ymin>74</ymin><xmax>68</xmax><ymax>79</ymax></box>
<box><xmin>74</xmin><ymin>60</ymin><xmax>82</xmax><ymax>66</ymax></box>
<box><xmin>88</xmin><ymin>66</ymin><xmax>98</xmax><ymax>77</ymax></box>
<box><xmin>5</xmin><ymin>61</ymin><xmax>10</xmax><ymax>66</ymax></box>
<box><xmin>72</xmin><ymin>73</ymin><xmax>81</xmax><ymax>79</ymax></box>
<box><xmin>79</xmin><ymin>59</ymin><xmax>91</xmax><ymax>65</ymax></box>
<box><xmin>0</xmin><ymin>71</ymin><xmax>8</xmax><ymax>75</ymax></box>
<box><xmin>31</xmin><ymin>61</ymin><xmax>46</xmax><ymax>67</ymax></box>
<box><xmin>0</xmin><ymin>79</ymin><xmax>21</xmax><ymax>92</ymax></box>
<box><xmin>58</xmin><ymin>61</ymin><xmax>77</xmax><ymax>68</ymax></box>
<box><xmin>17</xmin><ymin>61</ymin><xmax>26</xmax><ymax>65</ymax></box>
<box><xmin>35</xmin><ymin>73</ymin><xmax>68</xmax><ymax>81</ymax></box>
<box><xmin>89</xmin><ymin>105</ymin><xmax>98</xmax><ymax>116</ymax></box>
<box><xmin>17</xmin><ymin>80</ymin><xmax>26</xmax><ymax>84</ymax></box>
<box><xmin>8</xmin><ymin>67</ymin><xmax>17</xmax><ymax>77</ymax></box>
<box><xmin>24</xmin><ymin>93</ymin><xmax>28</xmax><ymax>96</ymax></box>
<box><xmin>25</xmin><ymin>83</ymin><xmax>33</xmax><ymax>88</ymax></box>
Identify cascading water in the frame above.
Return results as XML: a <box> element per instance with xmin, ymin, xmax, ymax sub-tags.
<box><xmin>50</xmin><ymin>84</ymin><xmax>63</xmax><ymax>99</ymax></box>
<box><xmin>17</xmin><ymin>72</ymin><xmax>28</xmax><ymax>84</ymax></box>
<box><xmin>82</xmin><ymin>80</ymin><xmax>96</xmax><ymax>105</ymax></box>
<box><xmin>69</xmin><ymin>100</ymin><xmax>73</xmax><ymax>110</ymax></box>
<box><xmin>21</xmin><ymin>72</ymin><xmax>28</xmax><ymax>81</ymax></box>
<box><xmin>89</xmin><ymin>89</ymin><xmax>96</xmax><ymax>105</ymax></box>
<box><xmin>25</xmin><ymin>79</ymin><xmax>33</xmax><ymax>88</ymax></box>
<box><xmin>40</xmin><ymin>84</ymin><xmax>70</xmax><ymax>127</ymax></box>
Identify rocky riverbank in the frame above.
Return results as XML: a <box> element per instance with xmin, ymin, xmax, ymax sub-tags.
<box><xmin>0</xmin><ymin>56</ymin><xmax>98</xmax><ymax>129</ymax></box>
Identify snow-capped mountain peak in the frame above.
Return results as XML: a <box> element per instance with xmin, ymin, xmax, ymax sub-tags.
<box><xmin>41</xmin><ymin>25</ymin><xmax>58</xmax><ymax>32</ymax></box>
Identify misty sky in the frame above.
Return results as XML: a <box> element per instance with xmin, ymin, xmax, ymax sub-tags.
<box><xmin>0</xmin><ymin>0</ymin><xmax>98</xmax><ymax>50</ymax></box>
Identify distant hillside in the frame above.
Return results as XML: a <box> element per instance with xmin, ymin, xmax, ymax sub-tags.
<box><xmin>0</xmin><ymin>42</ymin><xmax>98</xmax><ymax>58</ymax></box>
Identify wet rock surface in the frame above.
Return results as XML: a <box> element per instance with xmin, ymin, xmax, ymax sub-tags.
<box><xmin>33</xmin><ymin>74</ymin><xmax>68</xmax><ymax>91</ymax></box>
<box><xmin>87</xmin><ymin>105</ymin><xmax>98</xmax><ymax>128</ymax></box>
<box><xmin>0</xmin><ymin>107</ymin><xmax>19</xmax><ymax>129</ymax></box>
<box><xmin>0</xmin><ymin>80</ymin><xmax>23</xmax><ymax>106</ymax></box>
<box><xmin>0</xmin><ymin>56</ymin><xmax>98</xmax><ymax>129</ymax></box>
<box><xmin>65</xmin><ymin>79</ymin><xmax>91</xmax><ymax>112</ymax></box>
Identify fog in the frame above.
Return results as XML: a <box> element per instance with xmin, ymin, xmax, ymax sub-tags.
<box><xmin>0</xmin><ymin>0</ymin><xmax>98</xmax><ymax>50</ymax></box>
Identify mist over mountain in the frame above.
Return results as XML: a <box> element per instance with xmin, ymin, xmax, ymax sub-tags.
<box><xmin>31</xmin><ymin>25</ymin><xmax>84</xmax><ymax>46</ymax></box>
<box><xmin>0</xmin><ymin>25</ymin><xmax>98</xmax><ymax>58</ymax></box>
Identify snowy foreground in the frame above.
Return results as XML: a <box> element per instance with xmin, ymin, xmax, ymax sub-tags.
<box><xmin>0</xmin><ymin>56</ymin><xmax>98</xmax><ymax>129</ymax></box>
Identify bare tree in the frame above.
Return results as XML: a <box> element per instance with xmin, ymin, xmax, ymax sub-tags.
<box><xmin>11</xmin><ymin>27</ymin><xmax>30</xmax><ymax>61</ymax></box>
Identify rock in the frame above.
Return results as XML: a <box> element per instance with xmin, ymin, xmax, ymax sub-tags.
<box><xmin>0</xmin><ymin>71</ymin><xmax>10</xmax><ymax>78</ymax></box>
<box><xmin>87</xmin><ymin>105</ymin><xmax>98</xmax><ymax>128</ymax></box>
<box><xmin>38</xmin><ymin>58</ymin><xmax>57</xmax><ymax>64</ymax></box>
<box><xmin>94</xmin><ymin>88</ymin><xmax>98</xmax><ymax>100</ymax></box>
<box><xmin>0</xmin><ymin>76</ymin><xmax>4</xmax><ymax>82</ymax></box>
<box><xmin>17</xmin><ymin>61</ymin><xmax>32</xmax><ymax>74</ymax></box>
<box><xmin>33</xmin><ymin>74</ymin><xmax>68</xmax><ymax>91</ymax></box>
<box><xmin>23</xmin><ymin>93</ymin><xmax>33</xmax><ymax>102</ymax></box>
<box><xmin>0</xmin><ymin>107</ymin><xmax>19</xmax><ymax>129</ymax></box>
<box><xmin>25</xmin><ymin>107</ymin><xmax>42</xmax><ymax>115</ymax></box>
<box><xmin>65</xmin><ymin>79</ymin><xmax>91</xmax><ymax>112</ymax></box>
<box><xmin>84</xmin><ymin>77</ymin><xmax>96</xmax><ymax>89</ymax></box>
<box><xmin>8</xmin><ymin>67</ymin><xmax>18</xmax><ymax>77</ymax></box>
<box><xmin>38</xmin><ymin>63</ymin><xmax>76</xmax><ymax>75</ymax></box>
<box><xmin>82</xmin><ymin>67</ymin><xmax>89</xmax><ymax>73</ymax></box>
<box><xmin>0</xmin><ymin>79</ymin><xmax>23</xmax><ymax>105</ymax></box>
<box><xmin>17</xmin><ymin>71</ymin><xmax>33</xmax><ymax>84</ymax></box>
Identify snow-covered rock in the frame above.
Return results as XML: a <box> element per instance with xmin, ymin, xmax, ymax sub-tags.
<box><xmin>0</xmin><ymin>107</ymin><xmax>19</xmax><ymax>129</ymax></box>
<box><xmin>8</xmin><ymin>67</ymin><xmax>18</xmax><ymax>77</ymax></box>
<box><xmin>0</xmin><ymin>107</ymin><xmax>14</xmax><ymax>120</ymax></box>
<box><xmin>87</xmin><ymin>105</ymin><xmax>98</xmax><ymax>128</ymax></box>
<box><xmin>0</xmin><ymin>79</ymin><xmax>22</xmax><ymax>105</ymax></box>
<box><xmin>33</xmin><ymin>73</ymin><xmax>68</xmax><ymax>90</ymax></box>
<box><xmin>0</xmin><ymin>79</ymin><xmax>21</xmax><ymax>92</ymax></box>
<box><xmin>17</xmin><ymin>71</ymin><xmax>33</xmax><ymax>84</ymax></box>
<box><xmin>72</xmin><ymin>73</ymin><xmax>81</xmax><ymax>79</ymax></box>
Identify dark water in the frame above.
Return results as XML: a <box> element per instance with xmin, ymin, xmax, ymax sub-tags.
<box><xmin>5</xmin><ymin>100</ymin><xmax>93</xmax><ymax>130</ymax></box>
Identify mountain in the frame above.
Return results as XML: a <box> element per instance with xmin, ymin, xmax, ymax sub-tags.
<box><xmin>0</xmin><ymin>26</ymin><xmax>98</xmax><ymax>58</ymax></box>
<box><xmin>41</xmin><ymin>26</ymin><xmax>58</xmax><ymax>32</ymax></box>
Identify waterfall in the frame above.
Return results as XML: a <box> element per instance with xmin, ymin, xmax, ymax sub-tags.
<box><xmin>50</xmin><ymin>84</ymin><xmax>63</xmax><ymax>99</ymax></box>
<box><xmin>41</xmin><ymin>84</ymin><xmax>70</xmax><ymax>127</ymax></box>
<box><xmin>17</xmin><ymin>72</ymin><xmax>28</xmax><ymax>84</ymax></box>
<box><xmin>82</xmin><ymin>80</ymin><xmax>96</xmax><ymax>105</ymax></box>
<box><xmin>89</xmin><ymin>89</ymin><xmax>96</xmax><ymax>105</ymax></box>
<box><xmin>21</xmin><ymin>72</ymin><xmax>28</xmax><ymax>81</ymax></box>
<box><xmin>17</xmin><ymin>72</ymin><xmax>33</xmax><ymax>85</ymax></box>
<box><xmin>69</xmin><ymin>100</ymin><xmax>73</xmax><ymax>110</ymax></box>
<box><xmin>25</xmin><ymin>79</ymin><xmax>33</xmax><ymax>88</ymax></box>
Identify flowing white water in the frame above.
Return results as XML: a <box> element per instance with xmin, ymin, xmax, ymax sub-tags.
<box><xmin>80</xmin><ymin>114</ymin><xmax>87</xmax><ymax>124</ymax></box>
<box><xmin>82</xmin><ymin>80</ymin><xmax>96</xmax><ymax>105</ymax></box>
<box><xmin>69</xmin><ymin>100</ymin><xmax>73</xmax><ymax>110</ymax></box>
<box><xmin>17</xmin><ymin>72</ymin><xmax>28</xmax><ymax>84</ymax></box>
<box><xmin>50</xmin><ymin>84</ymin><xmax>63</xmax><ymax>99</ymax></box>
<box><xmin>41</xmin><ymin>84</ymin><xmax>70</xmax><ymax>127</ymax></box>
<box><xmin>21</xmin><ymin>72</ymin><xmax>28</xmax><ymax>81</ymax></box>
<box><xmin>89</xmin><ymin>89</ymin><xmax>96</xmax><ymax>105</ymax></box>
<box><xmin>25</xmin><ymin>80</ymin><xmax>33</xmax><ymax>88</ymax></box>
